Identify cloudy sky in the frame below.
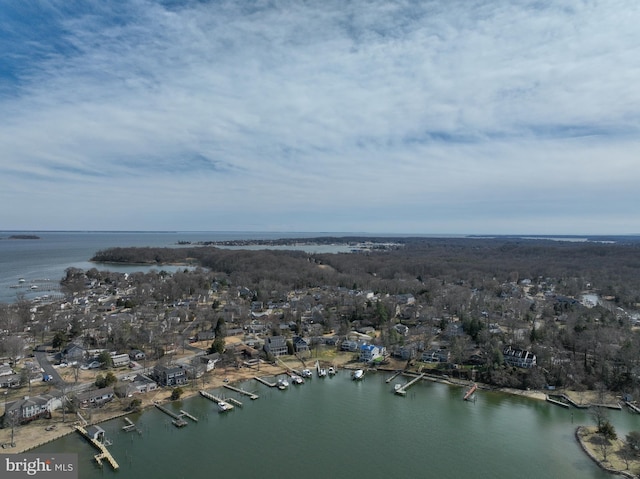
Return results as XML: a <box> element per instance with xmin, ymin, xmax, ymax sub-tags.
<box><xmin>1</xmin><ymin>0</ymin><xmax>639</xmax><ymax>234</ymax></box>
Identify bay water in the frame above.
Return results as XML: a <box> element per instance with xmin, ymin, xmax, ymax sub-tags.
<box><xmin>32</xmin><ymin>373</ymin><xmax>634</xmax><ymax>479</ymax></box>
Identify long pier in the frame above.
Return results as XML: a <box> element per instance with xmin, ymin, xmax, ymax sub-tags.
<box><xmin>395</xmin><ymin>373</ymin><xmax>425</xmax><ymax>396</ymax></box>
<box><xmin>75</xmin><ymin>426</ymin><xmax>119</xmax><ymax>470</ymax></box>
<box><xmin>224</xmin><ymin>384</ymin><xmax>259</xmax><ymax>399</ymax></box>
<box><xmin>254</xmin><ymin>376</ymin><xmax>277</xmax><ymax>388</ymax></box>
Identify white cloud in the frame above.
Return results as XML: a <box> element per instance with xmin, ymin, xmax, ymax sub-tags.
<box><xmin>0</xmin><ymin>0</ymin><xmax>639</xmax><ymax>233</ymax></box>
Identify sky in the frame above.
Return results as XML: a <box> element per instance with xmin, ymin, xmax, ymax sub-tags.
<box><xmin>1</xmin><ymin>0</ymin><xmax>639</xmax><ymax>235</ymax></box>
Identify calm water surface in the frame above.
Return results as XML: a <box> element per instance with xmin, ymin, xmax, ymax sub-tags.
<box><xmin>33</xmin><ymin>373</ymin><xmax>631</xmax><ymax>479</ymax></box>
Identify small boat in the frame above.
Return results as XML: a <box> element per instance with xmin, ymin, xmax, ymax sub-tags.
<box><xmin>463</xmin><ymin>383</ymin><xmax>478</xmax><ymax>401</ymax></box>
<box><xmin>394</xmin><ymin>383</ymin><xmax>402</xmax><ymax>392</ymax></box>
<box><xmin>18</xmin><ymin>278</ymin><xmax>25</xmax><ymax>283</ymax></box>
<box><xmin>352</xmin><ymin>369</ymin><xmax>364</xmax><ymax>380</ymax></box>
<box><xmin>218</xmin><ymin>400</ymin><xmax>233</xmax><ymax>412</ymax></box>
<box><xmin>301</xmin><ymin>369</ymin><xmax>312</xmax><ymax>378</ymax></box>
<box><xmin>291</xmin><ymin>375</ymin><xmax>304</xmax><ymax>385</ymax></box>
<box><xmin>277</xmin><ymin>378</ymin><xmax>289</xmax><ymax>390</ymax></box>
<box><xmin>328</xmin><ymin>367</ymin><xmax>336</xmax><ymax>376</ymax></box>
<box><xmin>318</xmin><ymin>368</ymin><xmax>327</xmax><ymax>377</ymax></box>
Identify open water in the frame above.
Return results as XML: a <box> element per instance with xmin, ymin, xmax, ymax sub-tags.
<box><xmin>31</xmin><ymin>372</ymin><xmax>634</xmax><ymax>479</ymax></box>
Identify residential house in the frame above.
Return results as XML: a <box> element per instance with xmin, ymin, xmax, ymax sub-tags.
<box><xmin>292</xmin><ymin>336</ymin><xmax>310</xmax><ymax>355</ymax></box>
<box><xmin>422</xmin><ymin>349</ymin><xmax>451</xmax><ymax>363</ymax></box>
<box><xmin>0</xmin><ymin>364</ymin><xmax>13</xmax><ymax>377</ymax></box>
<box><xmin>340</xmin><ymin>340</ymin><xmax>360</xmax><ymax>352</ymax></box>
<box><xmin>503</xmin><ymin>346</ymin><xmax>537</xmax><ymax>368</ymax></box>
<box><xmin>2</xmin><ymin>394</ymin><xmax>59</xmax><ymax>425</ymax></box>
<box><xmin>196</xmin><ymin>331</ymin><xmax>215</xmax><ymax>342</ymax></box>
<box><xmin>359</xmin><ymin>344</ymin><xmax>386</xmax><ymax>363</ymax></box>
<box><xmin>75</xmin><ymin>387</ymin><xmax>115</xmax><ymax>408</ymax></box>
<box><xmin>111</xmin><ymin>353</ymin><xmax>130</xmax><ymax>368</ymax></box>
<box><xmin>264</xmin><ymin>336</ymin><xmax>288</xmax><ymax>357</ymax></box>
<box><xmin>129</xmin><ymin>350</ymin><xmax>145</xmax><ymax>361</ymax></box>
<box><xmin>62</xmin><ymin>343</ymin><xmax>86</xmax><ymax>363</ymax></box>
<box><xmin>198</xmin><ymin>353</ymin><xmax>220</xmax><ymax>372</ymax></box>
<box><xmin>153</xmin><ymin>364</ymin><xmax>188</xmax><ymax>387</ymax></box>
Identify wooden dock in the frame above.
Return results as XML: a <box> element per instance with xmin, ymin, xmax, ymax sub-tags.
<box><xmin>75</xmin><ymin>426</ymin><xmax>119</xmax><ymax>470</ymax></box>
<box><xmin>386</xmin><ymin>371</ymin><xmax>402</xmax><ymax>384</ymax></box>
<box><xmin>180</xmin><ymin>410</ymin><xmax>199</xmax><ymax>422</ymax></box>
<box><xmin>395</xmin><ymin>373</ymin><xmax>425</xmax><ymax>396</ymax></box>
<box><xmin>200</xmin><ymin>390</ymin><xmax>235</xmax><ymax>410</ymax></box>
<box><xmin>254</xmin><ymin>376</ymin><xmax>277</xmax><ymax>388</ymax></box>
<box><xmin>155</xmin><ymin>404</ymin><xmax>188</xmax><ymax>427</ymax></box>
<box><xmin>122</xmin><ymin>417</ymin><xmax>137</xmax><ymax>432</ymax></box>
<box><xmin>226</xmin><ymin>397</ymin><xmax>243</xmax><ymax>408</ymax></box>
<box><xmin>626</xmin><ymin>402</ymin><xmax>640</xmax><ymax>413</ymax></box>
<box><xmin>224</xmin><ymin>384</ymin><xmax>259</xmax><ymax>399</ymax></box>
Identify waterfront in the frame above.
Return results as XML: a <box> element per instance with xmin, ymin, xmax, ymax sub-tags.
<box><xmin>31</xmin><ymin>372</ymin><xmax>638</xmax><ymax>479</ymax></box>
<box><xmin>0</xmin><ymin>231</ymin><xmax>352</xmax><ymax>303</ymax></box>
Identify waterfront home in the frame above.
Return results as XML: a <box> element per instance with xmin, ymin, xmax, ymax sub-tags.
<box><xmin>2</xmin><ymin>393</ymin><xmax>61</xmax><ymax>425</ymax></box>
<box><xmin>264</xmin><ymin>335</ymin><xmax>288</xmax><ymax>357</ymax></box>
<box><xmin>153</xmin><ymin>364</ymin><xmax>188</xmax><ymax>387</ymax></box>
<box><xmin>292</xmin><ymin>336</ymin><xmax>310</xmax><ymax>355</ymax></box>
<box><xmin>120</xmin><ymin>375</ymin><xmax>158</xmax><ymax>396</ymax></box>
<box><xmin>359</xmin><ymin>344</ymin><xmax>386</xmax><ymax>363</ymax></box>
<box><xmin>76</xmin><ymin>387</ymin><xmax>115</xmax><ymax>408</ymax></box>
<box><xmin>503</xmin><ymin>346</ymin><xmax>537</xmax><ymax>368</ymax></box>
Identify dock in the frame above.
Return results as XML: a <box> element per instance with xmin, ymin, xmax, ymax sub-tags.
<box><xmin>155</xmin><ymin>404</ymin><xmax>188</xmax><ymax>427</ymax></box>
<box><xmin>254</xmin><ymin>376</ymin><xmax>277</xmax><ymax>388</ymax></box>
<box><xmin>122</xmin><ymin>417</ymin><xmax>137</xmax><ymax>432</ymax></box>
<box><xmin>386</xmin><ymin>371</ymin><xmax>402</xmax><ymax>384</ymax></box>
<box><xmin>180</xmin><ymin>410</ymin><xmax>199</xmax><ymax>422</ymax></box>
<box><xmin>224</xmin><ymin>384</ymin><xmax>259</xmax><ymax>400</ymax></box>
<box><xmin>226</xmin><ymin>397</ymin><xmax>243</xmax><ymax>408</ymax></box>
<box><xmin>546</xmin><ymin>395</ymin><xmax>570</xmax><ymax>408</ymax></box>
<box><xmin>626</xmin><ymin>402</ymin><xmax>640</xmax><ymax>414</ymax></box>
<box><xmin>395</xmin><ymin>373</ymin><xmax>425</xmax><ymax>396</ymax></box>
<box><xmin>75</xmin><ymin>426</ymin><xmax>119</xmax><ymax>470</ymax></box>
<box><xmin>199</xmin><ymin>390</ymin><xmax>235</xmax><ymax>410</ymax></box>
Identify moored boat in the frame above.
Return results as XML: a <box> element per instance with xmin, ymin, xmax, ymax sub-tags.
<box><xmin>352</xmin><ymin>369</ymin><xmax>364</xmax><ymax>380</ymax></box>
<box><xmin>277</xmin><ymin>378</ymin><xmax>289</xmax><ymax>390</ymax></box>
